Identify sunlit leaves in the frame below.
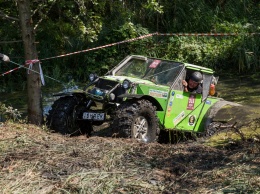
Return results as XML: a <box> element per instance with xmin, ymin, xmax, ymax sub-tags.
<box><xmin>0</xmin><ymin>0</ymin><xmax>260</xmax><ymax>89</ymax></box>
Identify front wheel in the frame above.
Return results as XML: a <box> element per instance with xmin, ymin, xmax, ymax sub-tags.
<box><xmin>46</xmin><ymin>96</ymin><xmax>93</xmax><ymax>136</ymax></box>
<box><xmin>112</xmin><ymin>99</ymin><xmax>160</xmax><ymax>143</ymax></box>
<box><xmin>205</xmin><ymin>122</ymin><xmax>222</xmax><ymax>137</ymax></box>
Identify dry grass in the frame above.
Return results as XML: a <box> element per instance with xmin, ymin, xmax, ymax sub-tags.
<box><xmin>0</xmin><ymin>121</ymin><xmax>259</xmax><ymax>194</ymax></box>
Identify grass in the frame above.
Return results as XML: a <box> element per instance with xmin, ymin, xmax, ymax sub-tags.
<box><xmin>205</xmin><ymin>118</ymin><xmax>260</xmax><ymax>148</ymax></box>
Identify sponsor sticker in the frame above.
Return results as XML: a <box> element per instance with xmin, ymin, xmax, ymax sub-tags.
<box><xmin>149</xmin><ymin>89</ymin><xmax>168</xmax><ymax>99</ymax></box>
<box><xmin>187</xmin><ymin>94</ymin><xmax>196</xmax><ymax>110</ymax></box>
<box><xmin>188</xmin><ymin>115</ymin><xmax>196</xmax><ymax>126</ymax></box>
<box><xmin>167</xmin><ymin>95</ymin><xmax>175</xmax><ymax>117</ymax></box>
<box><xmin>206</xmin><ymin>100</ymin><xmax>211</xmax><ymax>105</ymax></box>
<box><xmin>176</xmin><ymin>94</ymin><xmax>183</xmax><ymax>99</ymax></box>
<box><xmin>173</xmin><ymin>111</ymin><xmax>185</xmax><ymax>125</ymax></box>
<box><xmin>149</xmin><ymin>60</ymin><xmax>161</xmax><ymax>68</ymax></box>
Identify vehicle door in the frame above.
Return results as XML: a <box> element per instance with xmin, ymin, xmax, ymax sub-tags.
<box><xmin>163</xmin><ymin>69</ymin><xmax>213</xmax><ymax>132</ymax></box>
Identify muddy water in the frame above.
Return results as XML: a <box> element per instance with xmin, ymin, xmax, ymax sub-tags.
<box><xmin>0</xmin><ymin>84</ymin><xmax>82</xmax><ymax>121</ymax></box>
<box><xmin>42</xmin><ymin>85</ymin><xmax>81</xmax><ymax>116</ymax></box>
<box><xmin>0</xmin><ymin>74</ymin><xmax>260</xmax><ymax>121</ymax></box>
<box><xmin>216</xmin><ymin>74</ymin><xmax>260</xmax><ymax>106</ymax></box>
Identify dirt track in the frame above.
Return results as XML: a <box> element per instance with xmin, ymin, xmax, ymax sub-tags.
<box><xmin>0</xmin><ymin>122</ymin><xmax>259</xmax><ymax>193</ymax></box>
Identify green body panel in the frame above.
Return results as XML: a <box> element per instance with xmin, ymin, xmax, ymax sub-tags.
<box><xmin>136</xmin><ymin>84</ymin><xmax>169</xmax><ymax>123</ymax></box>
<box><xmin>103</xmin><ymin>75</ymin><xmax>155</xmax><ymax>85</ymax></box>
<box><xmin>164</xmin><ymin>90</ymin><xmax>201</xmax><ymax>129</ymax></box>
<box><xmin>164</xmin><ymin>89</ymin><xmax>220</xmax><ymax>131</ymax></box>
<box><xmin>191</xmin><ymin>97</ymin><xmax>220</xmax><ymax>132</ymax></box>
<box><xmin>133</xmin><ymin>83</ymin><xmax>221</xmax><ymax>131</ymax></box>
<box><xmin>174</xmin><ymin>97</ymin><xmax>220</xmax><ymax>132</ymax></box>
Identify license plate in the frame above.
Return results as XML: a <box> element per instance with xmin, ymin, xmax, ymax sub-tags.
<box><xmin>83</xmin><ymin>112</ymin><xmax>105</xmax><ymax>121</ymax></box>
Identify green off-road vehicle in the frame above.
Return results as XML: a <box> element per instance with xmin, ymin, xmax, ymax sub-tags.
<box><xmin>47</xmin><ymin>55</ymin><xmax>239</xmax><ymax>142</ymax></box>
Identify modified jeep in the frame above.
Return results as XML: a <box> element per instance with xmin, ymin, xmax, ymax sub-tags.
<box><xmin>47</xmin><ymin>55</ymin><xmax>239</xmax><ymax>142</ymax></box>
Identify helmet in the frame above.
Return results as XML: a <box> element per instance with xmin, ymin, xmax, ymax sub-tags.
<box><xmin>190</xmin><ymin>71</ymin><xmax>202</xmax><ymax>83</ymax></box>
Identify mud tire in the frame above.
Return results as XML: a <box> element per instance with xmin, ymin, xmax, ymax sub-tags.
<box><xmin>112</xmin><ymin>99</ymin><xmax>159</xmax><ymax>143</ymax></box>
<box><xmin>203</xmin><ymin>100</ymin><xmax>241</xmax><ymax>137</ymax></box>
<box><xmin>46</xmin><ymin>96</ymin><xmax>93</xmax><ymax>135</ymax></box>
<box><xmin>205</xmin><ymin>122</ymin><xmax>222</xmax><ymax>137</ymax></box>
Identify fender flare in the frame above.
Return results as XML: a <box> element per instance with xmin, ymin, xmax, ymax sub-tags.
<box><xmin>118</xmin><ymin>94</ymin><xmax>164</xmax><ymax>111</ymax></box>
<box><xmin>204</xmin><ymin>99</ymin><xmax>241</xmax><ymax>129</ymax></box>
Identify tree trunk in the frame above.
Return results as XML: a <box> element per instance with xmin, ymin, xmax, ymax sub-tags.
<box><xmin>17</xmin><ymin>0</ymin><xmax>43</xmax><ymax>125</ymax></box>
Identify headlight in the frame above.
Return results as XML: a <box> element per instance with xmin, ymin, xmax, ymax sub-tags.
<box><xmin>89</xmin><ymin>73</ymin><xmax>97</xmax><ymax>82</ymax></box>
<box><xmin>122</xmin><ymin>79</ymin><xmax>131</xmax><ymax>89</ymax></box>
<box><xmin>95</xmin><ymin>88</ymin><xmax>103</xmax><ymax>96</ymax></box>
<box><xmin>109</xmin><ymin>93</ymin><xmax>116</xmax><ymax>101</ymax></box>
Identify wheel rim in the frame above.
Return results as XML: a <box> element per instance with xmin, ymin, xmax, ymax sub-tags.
<box><xmin>133</xmin><ymin>116</ymin><xmax>149</xmax><ymax>142</ymax></box>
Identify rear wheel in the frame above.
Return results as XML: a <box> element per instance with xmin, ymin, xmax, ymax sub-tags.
<box><xmin>203</xmin><ymin>100</ymin><xmax>241</xmax><ymax>137</ymax></box>
<box><xmin>46</xmin><ymin>96</ymin><xmax>93</xmax><ymax>135</ymax></box>
<box><xmin>112</xmin><ymin>99</ymin><xmax>159</xmax><ymax>143</ymax></box>
<box><xmin>205</xmin><ymin>122</ymin><xmax>222</xmax><ymax>137</ymax></box>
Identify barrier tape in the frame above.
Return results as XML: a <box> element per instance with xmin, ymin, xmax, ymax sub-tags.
<box><xmin>158</xmin><ymin>32</ymin><xmax>240</xmax><ymax>36</ymax></box>
<box><xmin>1</xmin><ymin>32</ymin><xmax>259</xmax><ymax>82</ymax></box>
<box><xmin>40</xmin><ymin>32</ymin><xmax>260</xmax><ymax>61</ymax></box>
<box><xmin>25</xmin><ymin>59</ymin><xmax>40</xmax><ymax>65</ymax></box>
<box><xmin>0</xmin><ymin>66</ymin><xmax>21</xmax><ymax>77</ymax></box>
<box><xmin>40</xmin><ymin>33</ymin><xmax>156</xmax><ymax>61</ymax></box>
<box><xmin>1</xmin><ymin>60</ymin><xmax>64</xmax><ymax>85</ymax></box>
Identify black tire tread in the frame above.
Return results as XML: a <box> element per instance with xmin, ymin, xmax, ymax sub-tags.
<box><xmin>47</xmin><ymin>96</ymin><xmax>92</xmax><ymax>135</ymax></box>
<box><xmin>112</xmin><ymin>99</ymin><xmax>159</xmax><ymax>142</ymax></box>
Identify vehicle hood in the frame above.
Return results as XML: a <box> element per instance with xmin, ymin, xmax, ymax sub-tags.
<box><xmin>103</xmin><ymin>75</ymin><xmax>162</xmax><ymax>86</ymax></box>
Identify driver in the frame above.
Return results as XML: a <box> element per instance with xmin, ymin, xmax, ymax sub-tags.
<box><xmin>0</xmin><ymin>53</ymin><xmax>10</xmax><ymax>62</ymax></box>
<box><xmin>182</xmin><ymin>71</ymin><xmax>203</xmax><ymax>94</ymax></box>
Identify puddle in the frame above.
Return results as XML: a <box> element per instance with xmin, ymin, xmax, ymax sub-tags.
<box><xmin>0</xmin><ymin>84</ymin><xmax>82</xmax><ymax>121</ymax></box>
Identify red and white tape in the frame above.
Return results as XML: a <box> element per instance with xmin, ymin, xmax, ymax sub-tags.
<box><xmin>0</xmin><ymin>67</ymin><xmax>21</xmax><ymax>77</ymax></box>
<box><xmin>157</xmin><ymin>32</ymin><xmax>241</xmax><ymax>36</ymax></box>
<box><xmin>2</xmin><ymin>32</ymin><xmax>259</xmax><ymax>80</ymax></box>
<box><xmin>40</xmin><ymin>32</ymin><xmax>260</xmax><ymax>61</ymax></box>
<box><xmin>40</xmin><ymin>33</ymin><xmax>156</xmax><ymax>61</ymax></box>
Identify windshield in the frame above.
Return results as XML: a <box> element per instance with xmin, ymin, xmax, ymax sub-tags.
<box><xmin>115</xmin><ymin>57</ymin><xmax>184</xmax><ymax>86</ymax></box>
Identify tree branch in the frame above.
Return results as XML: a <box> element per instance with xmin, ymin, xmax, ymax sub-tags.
<box><xmin>0</xmin><ymin>11</ymin><xmax>19</xmax><ymax>21</ymax></box>
<box><xmin>33</xmin><ymin>0</ymin><xmax>57</xmax><ymax>30</ymax></box>
<box><xmin>0</xmin><ymin>40</ymin><xmax>23</xmax><ymax>44</ymax></box>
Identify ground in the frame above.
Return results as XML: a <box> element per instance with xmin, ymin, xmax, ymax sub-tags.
<box><xmin>0</xmin><ymin>121</ymin><xmax>259</xmax><ymax>194</ymax></box>
<box><xmin>0</xmin><ymin>74</ymin><xmax>260</xmax><ymax>193</ymax></box>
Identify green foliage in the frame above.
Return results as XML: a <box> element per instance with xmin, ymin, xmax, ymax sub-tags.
<box><xmin>0</xmin><ymin>0</ymin><xmax>260</xmax><ymax>90</ymax></box>
<box><xmin>0</xmin><ymin>102</ymin><xmax>21</xmax><ymax>121</ymax></box>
